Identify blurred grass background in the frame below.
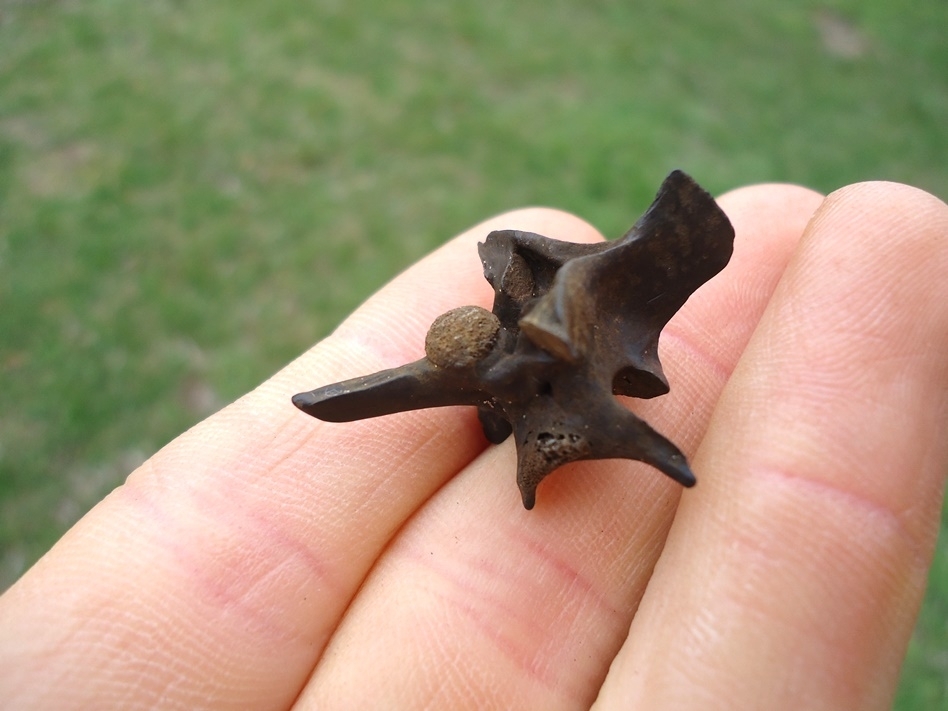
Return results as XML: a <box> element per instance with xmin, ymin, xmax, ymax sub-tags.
<box><xmin>1</xmin><ymin>0</ymin><xmax>945</xmax><ymax>704</ymax></box>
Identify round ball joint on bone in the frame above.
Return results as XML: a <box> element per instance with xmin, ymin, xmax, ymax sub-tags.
<box><xmin>424</xmin><ymin>305</ymin><xmax>500</xmax><ymax>369</ymax></box>
<box><xmin>292</xmin><ymin>171</ymin><xmax>735</xmax><ymax>509</ymax></box>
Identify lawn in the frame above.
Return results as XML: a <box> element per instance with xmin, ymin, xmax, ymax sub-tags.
<box><xmin>1</xmin><ymin>0</ymin><xmax>946</xmax><ymax>705</ymax></box>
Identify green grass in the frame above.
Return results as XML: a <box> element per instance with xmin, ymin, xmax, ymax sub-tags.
<box><xmin>1</xmin><ymin>0</ymin><xmax>946</xmax><ymax>705</ymax></box>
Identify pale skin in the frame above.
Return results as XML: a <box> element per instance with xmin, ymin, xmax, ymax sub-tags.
<box><xmin>1</xmin><ymin>181</ymin><xmax>947</xmax><ymax>710</ymax></box>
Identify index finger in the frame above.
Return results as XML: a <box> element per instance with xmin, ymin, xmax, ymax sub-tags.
<box><xmin>0</xmin><ymin>208</ymin><xmax>603</xmax><ymax>710</ymax></box>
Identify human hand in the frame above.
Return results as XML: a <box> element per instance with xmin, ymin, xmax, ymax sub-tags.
<box><xmin>1</xmin><ymin>181</ymin><xmax>946</xmax><ymax>710</ymax></box>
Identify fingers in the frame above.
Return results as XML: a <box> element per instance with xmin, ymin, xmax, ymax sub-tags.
<box><xmin>0</xmin><ymin>208</ymin><xmax>603</xmax><ymax>710</ymax></box>
<box><xmin>293</xmin><ymin>184</ymin><xmax>825</xmax><ymax>709</ymax></box>
<box><xmin>594</xmin><ymin>183</ymin><xmax>948</xmax><ymax>710</ymax></box>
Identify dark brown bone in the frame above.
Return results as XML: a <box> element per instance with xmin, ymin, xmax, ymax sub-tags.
<box><xmin>293</xmin><ymin>171</ymin><xmax>735</xmax><ymax>509</ymax></box>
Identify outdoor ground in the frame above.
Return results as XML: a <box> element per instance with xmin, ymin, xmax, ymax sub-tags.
<box><xmin>1</xmin><ymin>0</ymin><xmax>946</xmax><ymax>705</ymax></box>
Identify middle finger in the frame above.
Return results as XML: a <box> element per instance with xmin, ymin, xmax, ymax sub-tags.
<box><xmin>297</xmin><ymin>183</ymin><xmax>824</xmax><ymax>709</ymax></box>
